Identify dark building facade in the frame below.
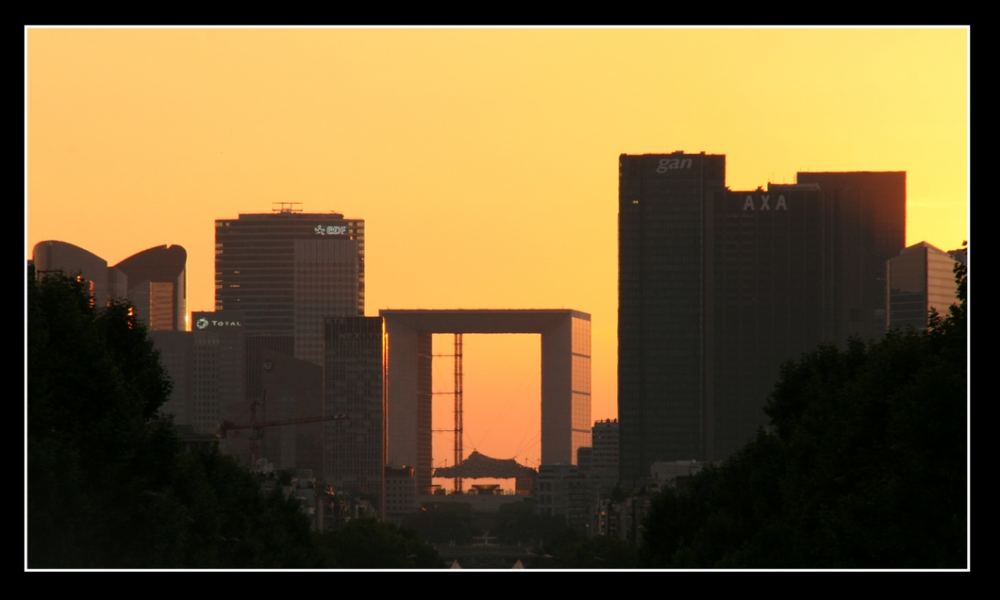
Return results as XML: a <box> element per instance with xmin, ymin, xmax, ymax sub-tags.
<box><xmin>215</xmin><ymin>209</ymin><xmax>364</xmax><ymax>367</ymax></box>
<box><xmin>618</xmin><ymin>153</ymin><xmax>727</xmax><ymax>482</ymax></box>
<box><xmin>149</xmin><ymin>330</ymin><xmax>193</xmax><ymax>426</ymax></box>
<box><xmin>190</xmin><ymin>311</ymin><xmax>246</xmax><ymax>436</ymax></box>
<box><xmin>257</xmin><ymin>349</ymin><xmax>324</xmax><ymax>475</ymax></box>
<box><xmin>795</xmin><ymin>171</ymin><xmax>906</xmax><ymax>342</ymax></box>
<box><xmin>705</xmin><ymin>184</ymin><xmax>836</xmax><ymax>460</ymax></box>
<box><xmin>618</xmin><ymin>153</ymin><xmax>905</xmax><ymax>484</ymax></box>
<box><xmin>324</xmin><ymin>317</ymin><xmax>384</xmax><ymax>502</ymax></box>
<box><xmin>113</xmin><ymin>245</ymin><xmax>187</xmax><ymax>331</ymax></box>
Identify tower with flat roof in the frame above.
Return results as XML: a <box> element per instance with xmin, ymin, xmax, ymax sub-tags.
<box><xmin>215</xmin><ymin>208</ymin><xmax>364</xmax><ymax>367</ymax></box>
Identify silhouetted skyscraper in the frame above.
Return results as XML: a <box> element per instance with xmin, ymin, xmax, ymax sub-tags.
<box><xmin>324</xmin><ymin>317</ymin><xmax>384</xmax><ymax>502</ymax></box>
<box><xmin>215</xmin><ymin>208</ymin><xmax>364</xmax><ymax>366</ymax></box>
<box><xmin>618</xmin><ymin>153</ymin><xmax>905</xmax><ymax>485</ymax></box>
<box><xmin>796</xmin><ymin>171</ymin><xmax>906</xmax><ymax>341</ymax></box>
<box><xmin>618</xmin><ymin>152</ymin><xmax>726</xmax><ymax>483</ymax></box>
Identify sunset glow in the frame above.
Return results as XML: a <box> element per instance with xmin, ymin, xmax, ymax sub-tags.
<box><xmin>27</xmin><ymin>27</ymin><xmax>969</xmax><ymax>470</ymax></box>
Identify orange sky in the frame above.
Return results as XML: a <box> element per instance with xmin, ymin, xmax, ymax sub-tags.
<box><xmin>26</xmin><ymin>27</ymin><xmax>969</xmax><ymax>470</ymax></box>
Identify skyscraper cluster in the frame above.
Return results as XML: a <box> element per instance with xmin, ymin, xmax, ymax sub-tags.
<box><xmin>32</xmin><ymin>148</ymin><xmax>962</xmax><ymax>517</ymax></box>
<box><xmin>617</xmin><ymin>151</ymin><xmax>961</xmax><ymax>487</ymax></box>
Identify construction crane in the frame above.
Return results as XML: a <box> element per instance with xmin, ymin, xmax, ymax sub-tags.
<box><xmin>217</xmin><ymin>412</ymin><xmax>348</xmax><ymax>470</ymax></box>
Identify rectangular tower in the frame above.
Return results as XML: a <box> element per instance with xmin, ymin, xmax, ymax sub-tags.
<box><xmin>796</xmin><ymin>172</ymin><xmax>906</xmax><ymax>341</ymax></box>
<box><xmin>324</xmin><ymin>317</ymin><xmax>384</xmax><ymax>501</ymax></box>
<box><xmin>618</xmin><ymin>152</ymin><xmax>726</xmax><ymax>485</ymax></box>
<box><xmin>215</xmin><ymin>209</ymin><xmax>364</xmax><ymax>366</ymax></box>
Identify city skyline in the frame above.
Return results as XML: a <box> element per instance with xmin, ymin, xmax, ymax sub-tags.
<box><xmin>26</xmin><ymin>27</ymin><xmax>969</xmax><ymax>467</ymax></box>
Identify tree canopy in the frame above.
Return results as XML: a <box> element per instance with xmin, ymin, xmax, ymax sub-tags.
<box><xmin>641</xmin><ymin>260</ymin><xmax>968</xmax><ymax>568</ymax></box>
<box><xmin>28</xmin><ymin>270</ymin><xmax>319</xmax><ymax>567</ymax></box>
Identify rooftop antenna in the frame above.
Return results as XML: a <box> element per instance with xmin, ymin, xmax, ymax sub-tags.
<box><xmin>272</xmin><ymin>202</ymin><xmax>303</xmax><ymax>214</ymax></box>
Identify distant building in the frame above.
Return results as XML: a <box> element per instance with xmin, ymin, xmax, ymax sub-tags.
<box><xmin>536</xmin><ymin>464</ymin><xmax>595</xmax><ymax>532</ymax></box>
<box><xmin>215</xmin><ymin>209</ymin><xmax>364</xmax><ymax>367</ymax></box>
<box><xmin>111</xmin><ymin>245</ymin><xmax>187</xmax><ymax>331</ymax></box>
<box><xmin>384</xmin><ymin>465</ymin><xmax>417</xmax><ymax>522</ymax></box>
<box><xmin>591</xmin><ymin>419</ymin><xmax>619</xmax><ymax>493</ymax></box>
<box><xmin>887</xmin><ymin>242</ymin><xmax>962</xmax><ymax>331</ymax></box>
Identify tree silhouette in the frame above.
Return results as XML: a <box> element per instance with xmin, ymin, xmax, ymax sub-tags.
<box><xmin>28</xmin><ymin>268</ymin><xmax>320</xmax><ymax>568</ymax></box>
<box><xmin>641</xmin><ymin>256</ymin><xmax>967</xmax><ymax>568</ymax></box>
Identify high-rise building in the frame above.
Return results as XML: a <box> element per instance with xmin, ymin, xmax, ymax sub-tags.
<box><xmin>112</xmin><ymin>245</ymin><xmax>187</xmax><ymax>331</ymax></box>
<box><xmin>887</xmin><ymin>242</ymin><xmax>961</xmax><ymax>330</ymax></box>
<box><xmin>795</xmin><ymin>171</ymin><xmax>906</xmax><ymax>341</ymax></box>
<box><xmin>324</xmin><ymin>317</ymin><xmax>384</xmax><ymax>502</ymax></box>
<box><xmin>618</xmin><ymin>152</ymin><xmax>727</xmax><ymax>483</ymax></box>
<box><xmin>618</xmin><ymin>152</ymin><xmax>905</xmax><ymax>484</ymax></box>
<box><xmin>214</xmin><ymin>209</ymin><xmax>364</xmax><ymax>367</ymax></box>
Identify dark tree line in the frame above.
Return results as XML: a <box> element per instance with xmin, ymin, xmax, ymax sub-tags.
<box><xmin>28</xmin><ymin>268</ymin><xmax>440</xmax><ymax>568</ymax></box>
<box><xmin>641</xmin><ymin>260</ymin><xmax>967</xmax><ymax>568</ymax></box>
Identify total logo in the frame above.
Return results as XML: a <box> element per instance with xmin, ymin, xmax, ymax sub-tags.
<box><xmin>195</xmin><ymin>316</ymin><xmax>243</xmax><ymax>329</ymax></box>
<box><xmin>314</xmin><ymin>224</ymin><xmax>348</xmax><ymax>236</ymax></box>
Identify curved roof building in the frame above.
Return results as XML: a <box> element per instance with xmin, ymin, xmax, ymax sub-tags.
<box><xmin>112</xmin><ymin>245</ymin><xmax>187</xmax><ymax>331</ymax></box>
<box><xmin>31</xmin><ymin>240</ymin><xmax>127</xmax><ymax>308</ymax></box>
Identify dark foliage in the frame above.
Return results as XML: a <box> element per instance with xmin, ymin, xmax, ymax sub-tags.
<box><xmin>28</xmin><ymin>271</ymin><xmax>322</xmax><ymax>568</ymax></box>
<box><xmin>641</xmin><ymin>258</ymin><xmax>967</xmax><ymax>568</ymax></box>
<box><xmin>314</xmin><ymin>519</ymin><xmax>443</xmax><ymax>568</ymax></box>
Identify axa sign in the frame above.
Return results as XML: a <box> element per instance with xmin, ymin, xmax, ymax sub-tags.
<box><xmin>314</xmin><ymin>224</ymin><xmax>348</xmax><ymax>236</ymax></box>
<box><xmin>655</xmin><ymin>157</ymin><xmax>693</xmax><ymax>173</ymax></box>
<box><xmin>742</xmin><ymin>194</ymin><xmax>788</xmax><ymax>211</ymax></box>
